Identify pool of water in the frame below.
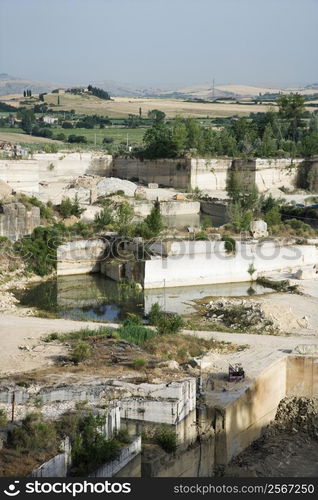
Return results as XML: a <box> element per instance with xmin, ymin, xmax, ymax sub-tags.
<box><xmin>16</xmin><ymin>274</ymin><xmax>274</xmax><ymax>322</ymax></box>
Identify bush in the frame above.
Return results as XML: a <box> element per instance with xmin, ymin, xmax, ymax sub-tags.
<box><xmin>155</xmin><ymin>426</ymin><xmax>177</xmax><ymax>453</ymax></box>
<box><xmin>148</xmin><ymin>303</ymin><xmax>184</xmax><ymax>335</ymax></box>
<box><xmin>9</xmin><ymin>413</ymin><xmax>57</xmax><ymax>452</ymax></box>
<box><xmin>148</xmin><ymin>303</ymin><xmax>162</xmax><ymax>326</ymax></box>
<box><xmin>264</xmin><ymin>206</ymin><xmax>281</xmax><ymax>227</ymax></box>
<box><xmin>156</xmin><ymin>314</ymin><xmax>185</xmax><ymax>335</ymax></box>
<box><xmin>143</xmin><ymin>203</ymin><xmax>163</xmax><ymax>237</ymax></box>
<box><xmin>194</xmin><ymin>231</ymin><xmax>209</xmax><ymax>240</ymax></box>
<box><xmin>71</xmin><ymin>341</ymin><xmax>91</xmax><ymax>364</ymax></box>
<box><xmin>114</xmin><ymin>428</ymin><xmax>131</xmax><ymax>444</ymax></box>
<box><xmin>58</xmin><ymin>196</ymin><xmax>83</xmax><ymax>218</ymax></box>
<box><xmin>0</xmin><ymin>409</ymin><xmax>7</xmax><ymax>426</ymax></box>
<box><xmin>103</xmin><ymin>137</ymin><xmax>114</xmax><ymax>144</ymax></box>
<box><xmin>14</xmin><ymin>225</ymin><xmax>64</xmax><ymax>276</ymax></box>
<box><xmin>222</xmin><ymin>235</ymin><xmax>236</xmax><ymax>254</ymax></box>
<box><xmin>68</xmin><ymin>134</ymin><xmax>87</xmax><ymax>144</ymax></box>
<box><xmin>94</xmin><ymin>205</ymin><xmax>114</xmax><ymax>230</ymax></box>
<box><xmin>71</xmin><ymin>414</ymin><xmax>120</xmax><ymax>476</ymax></box>
<box><xmin>133</xmin><ymin>357</ymin><xmax>148</xmax><ymax>370</ymax></box>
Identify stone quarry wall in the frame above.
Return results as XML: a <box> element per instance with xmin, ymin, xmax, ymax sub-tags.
<box><xmin>56</xmin><ymin>237</ymin><xmax>317</xmax><ymax>287</ymax></box>
<box><xmin>0</xmin><ymin>379</ymin><xmax>195</xmax><ymax>426</ymax></box>
<box><xmin>57</xmin><ymin>238</ymin><xmax>108</xmax><ymax>275</ymax></box>
<box><xmin>286</xmin><ymin>354</ymin><xmax>318</xmax><ymax>398</ymax></box>
<box><xmin>220</xmin><ymin>358</ymin><xmax>287</xmax><ymax>464</ymax></box>
<box><xmin>31</xmin><ymin>438</ymin><xmax>71</xmax><ymax>478</ymax></box>
<box><xmin>133</xmin><ymin>200</ymin><xmax>200</xmax><ymax>218</ymax></box>
<box><xmin>0</xmin><ymin>153</ymin><xmax>112</xmax><ymax>195</ymax></box>
<box><xmin>112</xmin><ymin>158</ymin><xmax>191</xmax><ymax>188</ymax></box>
<box><xmin>143</xmin><ymin>240</ymin><xmax>317</xmax><ymax>288</ymax></box>
<box><xmin>211</xmin><ymin>352</ymin><xmax>318</xmax><ymax>466</ymax></box>
<box><xmin>225</xmin><ymin>158</ymin><xmax>303</xmax><ymax>193</ymax></box>
<box><xmin>113</xmin><ymin>157</ymin><xmax>305</xmax><ymax>193</ymax></box>
<box><xmin>190</xmin><ymin>158</ymin><xmax>232</xmax><ymax>191</ymax></box>
<box><xmin>0</xmin><ymin>203</ymin><xmax>40</xmax><ymax>241</ymax></box>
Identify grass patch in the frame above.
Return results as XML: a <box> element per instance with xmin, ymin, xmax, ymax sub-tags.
<box><xmin>117</xmin><ymin>321</ymin><xmax>157</xmax><ymax>346</ymax></box>
<box><xmin>144</xmin><ymin>333</ymin><xmax>236</xmax><ymax>363</ymax></box>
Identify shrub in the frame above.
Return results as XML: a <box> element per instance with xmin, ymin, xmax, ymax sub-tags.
<box><xmin>222</xmin><ymin>235</ymin><xmax>236</xmax><ymax>254</ymax></box>
<box><xmin>133</xmin><ymin>357</ymin><xmax>148</xmax><ymax>370</ymax></box>
<box><xmin>155</xmin><ymin>426</ymin><xmax>177</xmax><ymax>453</ymax></box>
<box><xmin>94</xmin><ymin>205</ymin><xmax>114</xmax><ymax>230</ymax></box>
<box><xmin>148</xmin><ymin>303</ymin><xmax>184</xmax><ymax>335</ymax></box>
<box><xmin>194</xmin><ymin>231</ymin><xmax>209</xmax><ymax>240</ymax></box>
<box><xmin>148</xmin><ymin>303</ymin><xmax>162</xmax><ymax>326</ymax></box>
<box><xmin>71</xmin><ymin>414</ymin><xmax>120</xmax><ymax>476</ymax></box>
<box><xmin>10</xmin><ymin>413</ymin><xmax>57</xmax><ymax>452</ymax></box>
<box><xmin>143</xmin><ymin>203</ymin><xmax>163</xmax><ymax>237</ymax></box>
<box><xmin>68</xmin><ymin>134</ymin><xmax>87</xmax><ymax>144</ymax></box>
<box><xmin>264</xmin><ymin>206</ymin><xmax>281</xmax><ymax>227</ymax></box>
<box><xmin>71</xmin><ymin>341</ymin><xmax>91</xmax><ymax>364</ymax></box>
<box><xmin>114</xmin><ymin>428</ymin><xmax>131</xmax><ymax>444</ymax></box>
<box><xmin>0</xmin><ymin>409</ymin><xmax>7</xmax><ymax>426</ymax></box>
<box><xmin>58</xmin><ymin>196</ymin><xmax>83</xmax><ymax>218</ymax></box>
<box><xmin>156</xmin><ymin>314</ymin><xmax>185</xmax><ymax>335</ymax></box>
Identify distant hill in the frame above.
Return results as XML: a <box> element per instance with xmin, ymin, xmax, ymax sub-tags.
<box><xmin>0</xmin><ymin>73</ymin><xmax>317</xmax><ymax>99</ymax></box>
<box><xmin>0</xmin><ymin>73</ymin><xmax>69</xmax><ymax>96</ymax></box>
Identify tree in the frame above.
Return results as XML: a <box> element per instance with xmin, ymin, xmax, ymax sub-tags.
<box><xmin>143</xmin><ymin>202</ymin><xmax>163</xmax><ymax>236</ymax></box>
<box><xmin>18</xmin><ymin>109</ymin><xmax>35</xmax><ymax>134</ymax></box>
<box><xmin>143</xmin><ymin>123</ymin><xmax>176</xmax><ymax>159</ymax></box>
<box><xmin>277</xmin><ymin>93</ymin><xmax>305</xmax><ymax>141</ymax></box>
<box><xmin>172</xmin><ymin>117</ymin><xmax>188</xmax><ymax>156</ymax></box>
<box><xmin>94</xmin><ymin>205</ymin><xmax>114</xmax><ymax>230</ymax></box>
<box><xmin>113</xmin><ymin>202</ymin><xmax>134</xmax><ymax>235</ymax></box>
<box><xmin>261</xmin><ymin>124</ymin><xmax>276</xmax><ymax>157</ymax></box>
<box><xmin>299</xmin><ymin>132</ymin><xmax>318</xmax><ymax>158</ymax></box>
<box><xmin>147</xmin><ymin>109</ymin><xmax>166</xmax><ymax>124</ymax></box>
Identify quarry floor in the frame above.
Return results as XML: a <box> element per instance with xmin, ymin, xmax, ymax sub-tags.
<box><xmin>0</xmin><ymin>273</ymin><xmax>317</xmax><ymax>376</ymax></box>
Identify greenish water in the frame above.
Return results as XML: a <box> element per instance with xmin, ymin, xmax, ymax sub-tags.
<box><xmin>16</xmin><ymin>274</ymin><xmax>273</xmax><ymax>322</ymax></box>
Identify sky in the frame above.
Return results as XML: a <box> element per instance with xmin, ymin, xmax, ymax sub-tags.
<box><xmin>0</xmin><ymin>0</ymin><xmax>317</xmax><ymax>88</ymax></box>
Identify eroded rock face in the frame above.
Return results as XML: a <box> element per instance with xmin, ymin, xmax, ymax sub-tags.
<box><xmin>0</xmin><ymin>203</ymin><xmax>40</xmax><ymax>241</ymax></box>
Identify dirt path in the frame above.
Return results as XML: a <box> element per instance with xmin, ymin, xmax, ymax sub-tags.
<box><xmin>0</xmin><ymin>315</ymin><xmax>117</xmax><ymax>375</ymax></box>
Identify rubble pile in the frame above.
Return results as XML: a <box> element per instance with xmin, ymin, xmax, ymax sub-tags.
<box><xmin>272</xmin><ymin>396</ymin><xmax>318</xmax><ymax>439</ymax></box>
<box><xmin>229</xmin><ymin>397</ymin><xmax>318</xmax><ymax>477</ymax></box>
<box><xmin>204</xmin><ymin>298</ymin><xmax>276</xmax><ymax>333</ymax></box>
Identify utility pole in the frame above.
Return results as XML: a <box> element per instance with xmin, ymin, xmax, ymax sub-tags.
<box><xmin>212</xmin><ymin>77</ymin><xmax>215</xmax><ymax>99</ymax></box>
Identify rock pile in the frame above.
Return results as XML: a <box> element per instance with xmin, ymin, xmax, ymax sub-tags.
<box><xmin>273</xmin><ymin>396</ymin><xmax>318</xmax><ymax>439</ymax></box>
<box><xmin>204</xmin><ymin>298</ymin><xmax>276</xmax><ymax>333</ymax></box>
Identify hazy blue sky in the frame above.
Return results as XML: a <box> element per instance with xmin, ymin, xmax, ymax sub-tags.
<box><xmin>0</xmin><ymin>0</ymin><xmax>317</xmax><ymax>87</ymax></box>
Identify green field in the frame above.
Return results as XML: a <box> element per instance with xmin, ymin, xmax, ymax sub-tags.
<box><xmin>0</xmin><ymin>125</ymin><xmax>147</xmax><ymax>147</ymax></box>
<box><xmin>53</xmin><ymin>126</ymin><xmax>146</xmax><ymax>146</ymax></box>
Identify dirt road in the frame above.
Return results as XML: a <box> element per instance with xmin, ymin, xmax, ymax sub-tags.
<box><xmin>0</xmin><ymin>315</ymin><xmax>116</xmax><ymax>375</ymax></box>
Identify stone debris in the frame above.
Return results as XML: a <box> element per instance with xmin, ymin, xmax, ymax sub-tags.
<box><xmin>272</xmin><ymin>397</ymin><xmax>318</xmax><ymax>439</ymax></box>
<box><xmin>229</xmin><ymin>397</ymin><xmax>318</xmax><ymax>477</ymax></box>
<box><xmin>204</xmin><ymin>298</ymin><xmax>277</xmax><ymax>333</ymax></box>
<box><xmin>250</xmin><ymin>219</ymin><xmax>268</xmax><ymax>238</ymax></box>
<box><xmin>96</xmin><ymin>177</ymin><xmax>138</xmax><ymax>197</ymax></box>
<box><xmin>295</xmin><ymin>267</ymin><xmax>317</xmax><ymax>280</ymax></box>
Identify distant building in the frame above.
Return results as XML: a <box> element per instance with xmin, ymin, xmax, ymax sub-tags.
<box><xmin>43</xmin><ymin>116</ymin><xmax>58</xmax><ymax>125</ymax></box>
